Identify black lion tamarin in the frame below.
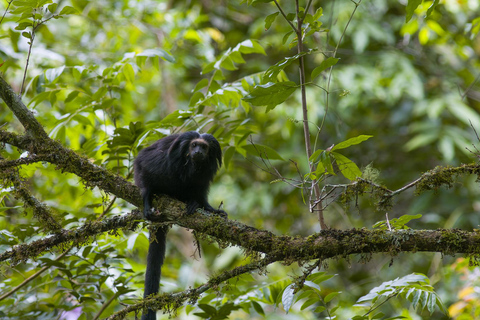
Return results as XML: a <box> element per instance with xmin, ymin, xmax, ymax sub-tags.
<box><xmin>134</xmin><ymin>131</ymin><xmax>225</xmax><ymax>320</ymax></box>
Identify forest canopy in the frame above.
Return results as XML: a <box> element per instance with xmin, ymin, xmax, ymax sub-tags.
<box><xmin>1</xmin><ymin>0</ymin><xmax>480</xmax><ymax>319</ymax></box>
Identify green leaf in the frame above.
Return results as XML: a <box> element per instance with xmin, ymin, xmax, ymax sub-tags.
<box><xmin>220</xmin><ymin>56</ymin><xmax>237</xmax><ymax>71</ymax></box>
<box><xmin>47</xmin><ymin>3</ymin><xmax>57</xmax><ymax>13</ymax></box>
<box><xmin>304</xmin><ymin>280</ymin><xmax>321</xmax><ymax>292</ymax></box>
<box><xmin>21</xmin><ymin>31</ymin><xmax>32</xmax><ymax>40</ymax></box>
<box><xmin>251</xmin><ymin>301</ymin><xmax>265</xmax><ymax>315</ymax></box>
<box><xmin>311</xmin><ymin>57</ymin><xmax>339</xmax><ymax>80</ymax></box>
<box><xmin>264</xmin><ymin>50</ymin><xmax>316</xmax><ymax>83</ymax></box>
<box><xmin>282</xmin><ymin>284</ymin><xmax>295</xmax><ymax>313</ymax></box>
<box><xmin>123</xmin><ymin>63</ymin><xmax>135</xmax><ymax>83</ymax></box>
<box><xmin>313</xmin><ymin>161</ymin><xmax>326</xmax><ymax>179</ymax></box>
<box><xmin>308</xmin><ymin>272</ymin><xmax>335</xmax><ymax>284</ymax></box>
<box><xmin>426</xmin><ymin>0</ymin><xmax>440</xmax><ymax>18</ymax></box>
<box><xmin>243</xmin><ymin>81</ymin><xmax>297</xmax><ymax>108</ymax></box>
<box><xmin>44</xmin><ymin>66</ymin><xmax>65</xmax><ymax>83</ymax></box>
<box><xmin>193</xmin><ymin>78</ymin><xmax>209</xmax><ymax>92</ymax></box>
<box><xmin>137</xmin><ymin>48</ymin><xmax>175</xmax><ymax>63</ymax></box>
<box><xmin>282</xmin><ymin>30</ymin><xmax>294</xmax><ymax>45</ymax></box>
<box><xmin>159</xmin><ymin>110</ymin><xmax>193</xmax><ymax>127</ymax></box>
<box><xmin>92</xmin><ymin>86</ymin><xmax>108</xmax><ymax>101</ymax></box>
<box><xmin>393</xmin><ymin>214</ymin><xmax>422</xmax><ymax>228</ymax></box>
<box><xmin>356</xmin><ymin>273</ymin><xmax>446</xmax><ymax>315</ymax></box>
<box><xmin>404</xmin><ymin>133</ymin><xmax>437</xmax><ymax>151</ymax></box>
<box><xmin>373</xmin><ymin>214</ymin><xmax>423</xmax><ymax>230</ymax></box>
<box><xmin>313</xmin><ymin>7</ymin><xmax>323</xmax><ymax>20</ymax></box>
<box><xmin>265</xmin><ymin>12</ymin><xmax>279</xmax><ymax>30</ymax></box>
<box><xmin>332</xmin><ymin>152</ymin><xmax>362</xmax><ymax>180</ymax></box>
<box><xmin>59</xmin><ymin>5</ymin><xmax>78</xmax><ymax>15</ymax></box>
<box><xmin>405</xmin><ymin>0</ymin><xmax>422</xmax><ymax>23</ymax></box>
<box><xmin>300</xmin><ymin>298</ymin><xmax>318</xmax><ymax>310</ymax></box>
<box><xmin>64</xmin><ymin>91</ymin><xmax>78</xmax><ymax>103</ymax></box>
<box><xmin>427</xmin><ymin>292</ymin><xmax>436</xmax><ymax>313</ymax></box>
<box><xmin>197</xmin><ymin>304</ymin><xmax>217</xmax><ymax>315</ymax></box>
<box><xmin>242</xmin><ymin>143</ymin><xmax>284</xmax><ymax>161</ymax></box>
<box><xmin>331</xmin><ymin>135</ymin><xmax>373</xmax><ymax>151</ymax></box>
<box><xmin>238</xmin><ymin>39</ymin><xmax>266</xmax><ymax>55</ymax></box>
<box><xmin>320</xmin><ymin>152</ymin><xmax>334</xmax><ymax>175</ymax></box>
<box><xmin>309</xmin><ymin>149</ymin><xmax>323</xmax><ymax>162</ymax></box>
<box><xmin>223</xmin><ymin>146</ymin><xmax>235</xmax><ymax>169</ymax></box>
<box><xmin>314</xmin><ymin>306</ymin><xmax>326</xmax><ymax>313</ymax></box>
<box><xmin>324</xmin><ymin>291</ymin><xmax>340</xmax><ymax>303</ymax></box>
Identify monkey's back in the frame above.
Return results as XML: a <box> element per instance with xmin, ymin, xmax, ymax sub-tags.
<box><xmin>134</xmin><ymin>134</ymin><xmax>181</xmax><ymax>196</ymax></box>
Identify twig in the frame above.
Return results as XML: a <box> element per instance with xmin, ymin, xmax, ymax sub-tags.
<box><xmin>272</xmin><ymin>0</ymin><xmax>298</xmax><ymax>32</ymax></box>
<box><xmin>385</xmin><ymin>212</ymin><xmax>392</xmax><ymax>231</ymax></box>
<box><xmin>0</xmin><ymin>0</ymin><xmax>13</xmax><ymax>25</ymax></box>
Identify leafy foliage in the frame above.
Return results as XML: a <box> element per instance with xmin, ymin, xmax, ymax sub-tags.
<box><xmin>354</xmin><ymin>273</ymin><xmax>447</xmax><ymax>318</ymax></box>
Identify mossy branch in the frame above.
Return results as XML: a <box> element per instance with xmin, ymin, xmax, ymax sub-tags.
<box><xmin>338</xmin><ymin>164</ymin><xmax>480</xmax><ymax>211</ymax></box>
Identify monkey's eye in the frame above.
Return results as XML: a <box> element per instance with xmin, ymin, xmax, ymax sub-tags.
<box><xmin>192</xmin><ymin>142</ymin><xmax>197</xmax><ymax>147</ymax></box>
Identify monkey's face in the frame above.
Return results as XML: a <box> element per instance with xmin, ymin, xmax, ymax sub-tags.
<box><xmin>189</xmin><ymin>139</ymin><xmax>210</xmax><ymax>162</ymax></box>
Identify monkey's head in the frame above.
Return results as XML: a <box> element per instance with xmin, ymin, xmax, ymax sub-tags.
<box><xmin>167</xmin><ymin>132</ymin><xmax>222</xmax><ymax>172</ymax></box>
<box><xmin>189</xmin><ymin>138</ymin><xmax>210</xmax><ymax>162</ymax></box>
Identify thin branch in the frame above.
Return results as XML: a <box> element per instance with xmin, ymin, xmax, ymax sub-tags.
<box><xmin>94</xmin><ymin>292</ymin><xmax>120</xmax><ymax>320</ymax></box>
<box><xmin>0</xmin><ymin>155</ymin><xmax>45</xmax><ymax>169</ymax></box>
<box><xmin>0</xmin><ymin>0</ymin><xmax>13</xmax><ymax>25</ymax></box>
<box><xmin>272</xmin><ymin>0</ymin><xmax>297</xmax><ymax>32</ymax></box>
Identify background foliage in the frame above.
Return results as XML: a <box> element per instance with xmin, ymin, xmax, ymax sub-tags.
<box><xmin>1</xmin><ymin>0</ymin><xmax>480</xmax><ymax>319</ymax></box>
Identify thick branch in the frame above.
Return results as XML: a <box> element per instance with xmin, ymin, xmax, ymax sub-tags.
<box><xmin>0</xmin><ymin>209</ymin><xmax>143</xmax><ymax>265</ymax></box>
<box><xmin>3</xmin><ymin>202</ymin><xmax>480</xmax><ymax>265</ymax></box>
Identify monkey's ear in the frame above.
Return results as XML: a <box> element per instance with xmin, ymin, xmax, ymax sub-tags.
<box><xmin>167</xmin><ymin>132</ymin><xmax>198</xmax><ymax>157</ymax></box>
<box><xmin>201</xmin><ymin>133</ymin><xmax>222</xmax><ymax>167</ymax></box>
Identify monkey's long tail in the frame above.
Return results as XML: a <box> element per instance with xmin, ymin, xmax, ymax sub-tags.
<box><xmin>142</xmin><ymin>226</ymin><xmax>167</xmax><ymax>320</ymax></box>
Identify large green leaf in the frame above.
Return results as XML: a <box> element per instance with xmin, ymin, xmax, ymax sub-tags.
<box><xmin>331</xmin><ymin>152</ymin><xmax>362</xmax><ymax>180</ymax></box>
<box><xmin>331</xmin><ymin>135</ymin><xmax>373</xmax><ymax>151</ymax></box>
<box><xmin>243</xmin><ymin>81</ymin><xmax>297</xmax><ymax>109</ymax></box>
<box><xmin>405</xmin><ymin>0</ymin><xmax>422</xmax><ymax>22</ymax></box>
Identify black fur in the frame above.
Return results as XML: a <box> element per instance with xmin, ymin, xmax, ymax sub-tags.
<box><xmin>134</xmin><ymin>131</ymin><xmax>224</xmax><ymax>320</ymax></box>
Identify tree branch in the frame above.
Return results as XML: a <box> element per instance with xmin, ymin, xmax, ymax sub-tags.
<box><xmin>0</xmin><ymin>76</ymin><xmax>48</xmax><ymax>139</ymax></box>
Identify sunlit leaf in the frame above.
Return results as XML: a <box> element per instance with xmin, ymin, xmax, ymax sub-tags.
<box><xmin>137</xmin><ymin>48</ymin><xmax>175</xmax><ymax>63</ymax></box>
<box><xmin>331</xmin><ymin>135</ymin><xmax>373</xmax><ymax>151</ymax></box>
<box><xmin>332</xmin><ymin>152</ymin><xmax>362</xmax><ymax>180</ymax></box>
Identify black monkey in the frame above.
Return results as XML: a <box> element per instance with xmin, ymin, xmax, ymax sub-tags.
<box><xmin>134</xmin><ymin>131</ymin><xmax>225</xmax><ymax>320</ymax></box>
